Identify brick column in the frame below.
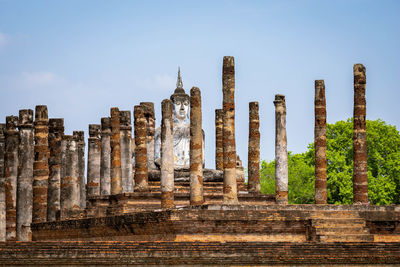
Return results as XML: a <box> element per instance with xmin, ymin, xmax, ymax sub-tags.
<box><xmin>120</xmin><ymin>111</ymin><xmax>133</xmax><ymax>193</ymax></box>
<box><xmin>60</xmin><ymin>135</ymin><xmax>80</xmax><ymax>219</ymax></box>
<box><xmin>190</xmin><ymin>87</ymin><xmax>204</xmax><ymax>205</ymax></box>
<box><xmin>0</xmin><ymin>124</ymin><xmax>5</xmax><ymax>241</ymax></box>
<box><xmin>110</xmin><ymin>108</ymin><xmax>122</xmax><ymax>195</ymax></box>
<box><xmin>274</xmin><ymin>94</ymin><xmax>288</xmax><ymax>204</ymax></box>
<box><xmin>140</xmin><ymin>102</ymin><xmax>157</xmax><ymax>170</ymax></box>
<box><xmin>16</xmin><ymin>109</ymin><xmax>34</xmax><ymax>241</ymax></box>
<box><xmin>33</xmin><ymin>105</ymin><xmax>49</xmax><ymax>223</ymax></box>
<box><xmin>134</xmin><ymin>105</ymin><xmax>149</xmax><ymax>192</ymax></box>
<box><xmin>248</xmin><ymin>101</ymin><xmax>261</xmax><ymax>193</ymax></box>
<box><xmin>47</xmin><ymin>119</ymin><xmax>64</xmax><ymax>222</ymax></box>
<box><xmin>222</xmin><ymin>56</ymin><xmax>238</xmax><ymax>204</ymax></box>
<box><xmin>73</xmin><ymin>131</ymin><xmax>85</xmax><ymax>209</ymax></box>
<box><xmin>87</xmin><ymin>125</ymin><xmax>101</xmax><ymax>197</ymax></box>
<box><xmin>5</xmin><ymin>115</ymin><xmax>19</xmax><ymax>240</ymax></box>
<box><xmin>160</xmin><ymin>99</ymin><xmax>174</xmax><ymax>208</ymax></box>
<box><xmin>100</xmin><ymin>117</ymin><xmax>111</xmax><ymax>196</ymax></box>
<box><xmin>215</xmin><ymin>109</ymin><xmax>223</xmax><ymax>171</ymax></box>
<box><xmin>314</xmin><ymin>80</ymin><xmax>327</xmax><ymax>204</ymax></box>
<box><xmin>353</xmin><ymin>64</ymin><xmax>369</xmax><ymax>205</ymax></box>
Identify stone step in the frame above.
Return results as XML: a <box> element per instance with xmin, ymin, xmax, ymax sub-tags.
<box><xmin>316</xmin><ymin>227</ymin><xmax>370</xmax><ymax>235</ymax></box>
<box><xmin>312</xmin><ymin>218</ymin><xmax>366</xmax><ymax>228</ymax></box>
<box><xmin>311</xmin><ymin>211</ymin><xmax>361</xmax><ymax>219</ymax></box>
<box><xmin>319</xmin><ymin>234</ymin><xmax>374</xmax><ymax>242</ymax></box>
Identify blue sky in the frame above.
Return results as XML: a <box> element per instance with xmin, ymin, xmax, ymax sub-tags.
<box><xmin>1</xmin><ymin>0</ymin><xmax>399</xmax><ymax>168</ymax></box>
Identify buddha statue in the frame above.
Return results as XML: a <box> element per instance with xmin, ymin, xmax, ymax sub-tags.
<box><xmin>154</xmin><ymin>68</ymin><xmax>202</xmax><ymax>170</ymax></box>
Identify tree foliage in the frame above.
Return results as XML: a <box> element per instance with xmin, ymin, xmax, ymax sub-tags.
<box><xmin>260</xmin><ymin>119</ymin><xmax>400</xmax><ymax>204</ymax></box>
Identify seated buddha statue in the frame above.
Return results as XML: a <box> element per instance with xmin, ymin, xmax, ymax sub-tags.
<box><xmin>154</xmin><ymin>68</ymin><xmax>203</xmax><ymax>170</ymax></box>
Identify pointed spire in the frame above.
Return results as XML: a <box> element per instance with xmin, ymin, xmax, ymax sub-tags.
<box><xmin>176</xmin><ymin>67</ymin><xmax>183</xmax><ymax>89</ymax></box>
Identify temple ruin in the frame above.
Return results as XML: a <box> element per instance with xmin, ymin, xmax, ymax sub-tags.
<box><xmin>0</xmin><ymin>58</ymin><xmax>399</xmax><ymax>265</ymax></box>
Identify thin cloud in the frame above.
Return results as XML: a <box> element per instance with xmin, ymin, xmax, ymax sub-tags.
<box><xmin>0</xmin><ymin>32</ymin><xmax>7</xmax><ymax>50</ymax></box>
<box><xmin>21</xmin><ymin>71</ymin><xmax>60</xmax><ymax>86</ymax></box>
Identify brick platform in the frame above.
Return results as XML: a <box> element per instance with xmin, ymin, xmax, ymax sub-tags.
<box><xmin>0</xmin><ymin>241</ymin><xmax>399</xmax><ymax>265</ymax></box>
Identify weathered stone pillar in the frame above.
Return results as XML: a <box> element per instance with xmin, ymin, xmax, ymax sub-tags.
<box><xmin>60</xmin><ymin>135</ymin><xmax>80</xmax><ymax>219</ymax></box>
<box><xmin>120</xmin><ymin>111</ymin><xmax>133</xmax><ymax>193</ymax></box>
<box><xmin>134</xmin><ymin>105</ymin><xmax>149</xmax><ymax>192</ymax></box>
<box><xmin>190</xmin><ymin>87</ymin><xmax>204</xmax><ymax>205</ymax></box>
<box><xmin>274</xmin><ymin>94</ymin><xmax>288</xmax><ymax>204</ymax></box>
<box><xmin>314</xmin><ymin>80</ymin><xmax>327</xmax><ymax>204</ymax></box>
<box><xmin>87</xmin><ymin>125</ymin><xmax>101</xmax><ymax>197</ymax></box>
<box><xmin>100</xmin><ymin>117</ymin><xmax>111</xmax><ymax>196</ymax></box>
<box><xmin>160</xmin><ymin>99</ymin><xmax>174</xmax><ymax>208</ymax></box>
<box><xmin>16</xmin><ymin>109</ymin><xmax>34</xmax><ymax>241</ymax></box>
<box><xmin>222</xmin><ymin>56</ymin><xmax>238</xmax><ymax>204</ymax></box>
<box><xmin>353</xmin><ymin>64</ymin><xmax>369</xmax><ymax>205</ymax></box>
<box><xmin>248</xmin><ymin>101</ymin><xmax>261</xmax><ymax>193</ymax></box>
<box><xmin>47</xmin><ymin>119</ymin><xmax>64</xmax><ymax>222</ymax></box>
<box><xmin>215</xmin><ymin>109</ymin><xmax>223</xmax><ymax>171</ymax></box>
<box><xmin>5</xmin><ymin>116</ymin><xmax>19</xmax><ymax>240</ymax></box>
<box><xmin>0</xmin><ymin>124</ymin><xmax>5</xmax><ymax>241</ymax></box>
<box><xmin>73</xmin><ymin>131</ymin><xmax>85</xmax><ymax>209</ymax></box>
<box><xmin>110</xmin><ymin>108</ymin><xmax>123</xmax><ymax>195</ymax></box>
<box><xmin>140</xmin><ymin>102</ymin><xmax>157</xmax><ymax>170</ymax></box>
<box><xmin>33</xmin><ymin>105</ymin><xmax>49</xmax><ymax>223</ymax></box>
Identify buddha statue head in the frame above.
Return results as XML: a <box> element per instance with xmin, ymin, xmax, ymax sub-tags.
<box><xmin>170</xmin><ymin>67</ymin><xmax>189</xmax><ymax>123</ymax></box>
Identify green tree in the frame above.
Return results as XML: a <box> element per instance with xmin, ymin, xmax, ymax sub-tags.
<box><xmin>260</xmin><ymin>119</ymin><xmax>400</xmax><ymax>205</ymax></box>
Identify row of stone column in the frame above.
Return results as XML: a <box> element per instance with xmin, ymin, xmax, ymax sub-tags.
<box><xmin>313</xmin><ymin>64</ymin><xmax>368</xmax><ymax>205</ymax></box>
<box><xmin>0</xmin><ymin>106</ymin><xmax>89</xmax><ymax>241</ymax></box>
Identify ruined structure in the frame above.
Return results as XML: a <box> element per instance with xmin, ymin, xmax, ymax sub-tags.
<box><xmin>314</xmin><ymin>80</ymin><xmax>327</xmax><ymax>204</ymax></box>
<box><xmin>274</xmin><ymin>94</ymin><xmax>288</xmax><ymax>204</ymax></box>
<box><xmin>222</xmin><ymin>56</ymin><xmax>238</xmax><ymax>204</ymax></box>
<box><xmin>189</xmin><ymin>87</ymin><xmax>204</xmax><ymax>205</ymax></box>
<box><xmin>353</xmin><ymin>64</ymin><xmax>369</xmax><ymax>205</ymax></box>
<box><xmin>160</xmin><ymin>99</ymin><xmax>174</xmax><ymax>208</ymax></box>
<box><xmin>0</xmin><ymin>58</ymin><xmax>399</xmax><ymax>265</ymax></box>
<box><xmin>16</xmin><ymin>109</ymin><xmax>34</xmax><ymax>241</ymax></box>
<box><xmin>110</xmin><ymin>108</ymin><xmax>122</xmax><ymax>195</ymax></box>
<box><xmin>87</xmin><ymin>125</ymin><xmax>100</xmax><ymax>197</ymax></box>
<box><xmin>32</xmin><ymin>105</ymin><xmax>49</xmax><ymax>224</ymax></box>
<box><xmin>73</xmin><ymin>131</ymin><xmax>86</xmax><ymax>209</ymax></box>
<box><xmin>100</xmin><ymin>117</ymin><xmax>111</xmax><ymax>196</ymax></box>
<box><xmin>47</xmin><ymin>119</ymin><xmax>64</xmax><ymax>222</ymax></box>
<box><xmin>248</xmin><ymin>101</ymin><xmax>260</xmax><ymax>193</ymax></box>
<box><xmin>133</xmin><ymin>105</ymin><xmax>148</xmax><ymax>191</ymax></box>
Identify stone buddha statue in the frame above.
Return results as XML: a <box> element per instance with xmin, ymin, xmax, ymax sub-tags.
<box><xmin>154</xmin><ymin>68</ymin><xmax>198</xmax><ymax>170</ymax></box>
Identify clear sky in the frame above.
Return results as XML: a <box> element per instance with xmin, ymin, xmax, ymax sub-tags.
<box><xmin>1</xmin><ymin>0</ymin><xmax>399</xmax><ymax>169</ymax></box>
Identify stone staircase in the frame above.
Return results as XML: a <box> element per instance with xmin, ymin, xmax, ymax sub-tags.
<box><xmin>312</xmin><ymin>210</ymin><xmax>374</xmax><ymax>242</ymax></box>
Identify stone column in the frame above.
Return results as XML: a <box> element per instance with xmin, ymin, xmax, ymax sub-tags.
<box><xmin>100</xmin><ymin>117</ymin><xmax>111</xmax><ymax>196</ymax></box>
<box><xmin>140</xmin><ymin>102</ymin><xmax>157</xmax><ymax>170</ymax></box>
<box><xmin>190</xmin><ymin>87</ymin><xmax>204</xmax><ymax>205</ymax></box>
<box><xmin>274</xmin><ymin>95</ymin><xmax>288</xmax><ymax>204</ymax></box>
<box><xmin>353</xmin><ymin>64</ymin><xmax>369</xmax><ymax>205</ymax></box>
<box><xmin>87</xmin><ymin>125</ymin><xmax>101</xmax><ymax>197</ymax></box>
<box><xmin>16</xmin><ymin>109</ymin><xmax>34</xmax><ymax>241</ymax></box>
<box><xmin>110</xmin><ymin>108</ymin><xmax>123</xmax><ymax>195</ymax></box>
<box><xmin>120</xmin><ymin>111</ymin><xmax>133</xmax><ymax>193</ymax></box>
<box><xmin>248</xmin><ymin>101</ymin><xmax>261</xmax><ymax>193</ymax></box>
<box><xmin>0</xmin><ymin>124</ymin><xmax>5</xmax><ymax>241</ymax></box>
<box><xmin>60</xmin><ymin>135</ymin><xmax>80</xmax><ymax>219</ymax></box>
<box><xmin>222</xmin><ymin>56</ymin><xmax>238</xmax><ymax>204</ymax></box>
<box><xmin>160</xmin><ymin>99</ymin><xmax>174</xmax><ymax>208</ymax></box>
<box><xmin>5</xmin><ymin>115</ymin><xmax>18</xmax><ymax>240</ymax></box>
<box><xmin>33</xmin><ymin>105</ymin><xmax>49</xmax><ymax>223</ymax></box>
<box><xmin>134</xmin><ymin>105</ymin><xmax>149</xmax><ymax>192</ymax></box>
<box><xmin>215</xmin><ymin>109</ymin><xmax>223</xmax><ymax>171</ymax></box>
<box><xmin>73</xmin><ymin>131</ymin><xmax>86</xmax><ymax>209</ymax></box>
<box><xmin>47</xmin><ymin>119</ymin><xmax>64</xmax><ymax>222</ymax></box>
<box><xmin>314</xmin><ymin>80</ymin><xmax>327</xmax><ymax>204</ymax></box>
